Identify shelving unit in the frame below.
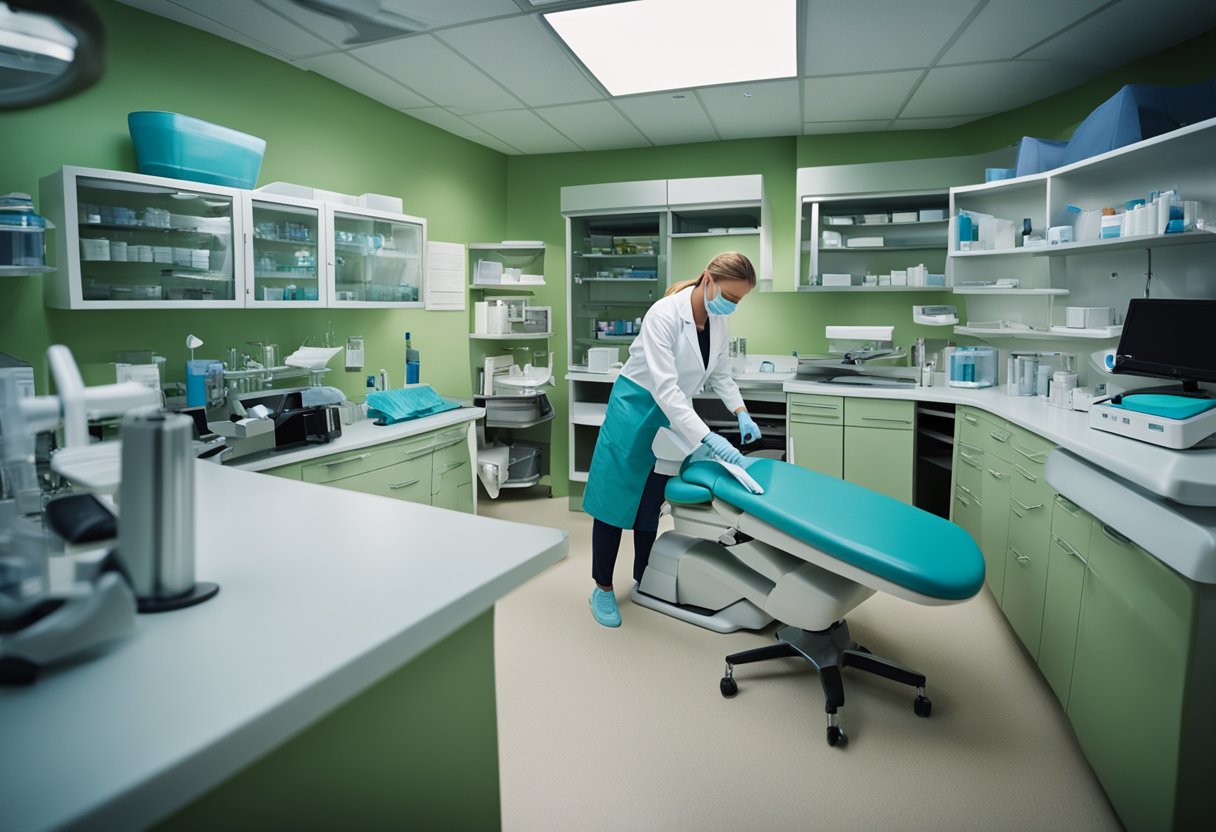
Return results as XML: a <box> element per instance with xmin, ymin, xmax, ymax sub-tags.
<box><xmin>467</xmin><ymin>242</ymin><xmax>552</xmax><ymax>500</ymax></box>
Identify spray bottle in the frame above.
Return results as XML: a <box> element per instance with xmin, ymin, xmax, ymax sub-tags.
<box><xmin>404</xmin><ymin>332</ymin><xmax>420</xmax><ymax>385</ymax></box>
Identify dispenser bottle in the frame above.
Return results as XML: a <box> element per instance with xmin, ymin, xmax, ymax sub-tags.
<box><xmin>405</xmin><ymin>332</ymin><xmax>420</xmax><ymax>385</ymax></box>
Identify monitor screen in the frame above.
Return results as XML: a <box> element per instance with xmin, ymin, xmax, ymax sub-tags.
<box><xmin>1115</xmin><ymin>298</ymin><xmax>1216</xmax><ymax>387</ymax></box>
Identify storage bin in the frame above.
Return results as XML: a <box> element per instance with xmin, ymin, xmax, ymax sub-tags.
<box><xmin>0</xmin><ymin>192</ymin><xmax>48</xmax><ymax>268</ymax></box>
<box><xmin>507</xmin><ymin>443</ymin><xmax>542</xmax><ymax>482</ymax></box>
<box><xmin>948</xmin><ymin>346</ymin><xmax>997</xmax><ymax>388</ymax></box>
<box><xmin>477</xmin><ymin>392</ymin><xmax>553</xmax><ymax>425</ymax></box>
<box><xmin>128</xmin><ymin>111</ymin><xmax>266</xmax><ymax>189</ymax></box>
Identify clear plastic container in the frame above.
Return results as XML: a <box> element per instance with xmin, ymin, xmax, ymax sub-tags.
<box><xmin>948</xmin><ymin>346</ymin><xmax>997</xmax><ymax>388</ymax></box>
<box><xmin>0</xmin><ymin>193</ymin><xmax>48</xmax><ymax>268</ymax></box>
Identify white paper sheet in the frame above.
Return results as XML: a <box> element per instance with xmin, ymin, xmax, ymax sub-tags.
<box><xmin>424</xmin><ymin>241</ymin><xmax>466</xmax><ymax>310</ymax></box>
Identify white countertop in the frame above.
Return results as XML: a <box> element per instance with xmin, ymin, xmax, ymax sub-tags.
<box><xmin>1</xmin><ymin>461</ymin><xmax>567</xmax><ymax>832</ymax></box>
<box><xmin>784</xmin><ymin>378</ymin><xmax>1216</xmax><ymax>507</ymax></box>
<box><xmin>232</xmin><ymin>406</ymin><xmax>484</xmax><ymax>472</ymax></box>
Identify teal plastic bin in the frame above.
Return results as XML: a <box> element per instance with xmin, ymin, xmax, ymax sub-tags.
<box><xmin>128</xmin><ymin>111</ymin><xmax>265</xmax><ymax>189</ymax></box>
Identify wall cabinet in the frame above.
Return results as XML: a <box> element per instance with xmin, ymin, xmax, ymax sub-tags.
<box><xmin>262</xmin><ymin>425</ymin><xmax>473</xmax><ymax>514</ymax></box>
<box><xmin>40</xmin><ymin>166</ymin><xmax>426</xmax><ymax>310</ymax></box>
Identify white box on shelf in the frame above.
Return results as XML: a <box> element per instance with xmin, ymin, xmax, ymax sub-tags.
<box><xmin>821</xmin><ymin>273</ymin><xmax>852</xmax><ymax>287</ymax></box>
<box><xmin>358</xmin><ymin>193</ymin><xmax>403</xmax><ymax>213</ymax></box>
<box><xmin>825</xmin><ymin>216</ymin><xmax>854</xmax><ymax>225</ymax></box>
<box><xmin>519</xmin><ymin>274</ymin><xmax>545</xmax><ymax>284</ymax></box>
<box><xmin>475</xmin><ymin>259</ymin><xmax>503</xmax><ymax>284</ymax></box>
<box><xmin>846</xmin><ymin>237</ymin><xmax>883</xmax><ymax>248</ymax></box>
<box><xmin>919</xmin><ymin>209</ymin><xmax>946</xmax><ymax>221</ymax></box>
<box><xmin>891</xmin><ymin>270</ymin><xmax>908</xmax><ymax>286</ymax></box>
<box><xmin>862</xmin><ymin>213</ymin><xmax>888</xmax><ymax>224</ymax></box>
<box><xmin>892</xmin><ymin>211</ymin><xmax>918</xmax><ymax>223</ymax></box>
<box><xmin>821</xmin><ymin>230</ymin><xmax>842</xmax><ymax>247</ymax></box>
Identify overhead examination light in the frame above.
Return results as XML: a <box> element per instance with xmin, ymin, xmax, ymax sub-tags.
<box><xmin>544</xmin><ymin>0</ymin><xmax>796</xmax><ymax>97</ymax></box>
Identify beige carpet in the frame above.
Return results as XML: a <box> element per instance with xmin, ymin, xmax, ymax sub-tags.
<box><xmin>482</xmin><ymin>493</ymin><xmax>1123</xmax><ymax>832</ymax></box>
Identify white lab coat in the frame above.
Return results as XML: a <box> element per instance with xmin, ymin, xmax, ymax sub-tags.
<box><xmin>621</xmin><ymin>284</ymin><xmax>745</xmax><ymax>457</ymax></box>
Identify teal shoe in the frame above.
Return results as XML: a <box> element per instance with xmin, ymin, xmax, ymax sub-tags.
<box><xmin>589</xmin><ymin>587</ymin><xmax>621</xmax><ymax>628</ymax></box>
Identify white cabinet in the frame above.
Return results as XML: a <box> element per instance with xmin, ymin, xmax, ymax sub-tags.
<box><xmin>947</xmin><ymin>116</ymin><xmax>1216</xmax><ymax>344</ymax></box>
<box><xmin>559</xmin><ymin>180</ymin><xmax>667</xmax><ymax>214</ymax></box>
<box><xmin>668</xmin><ymin>174</ymin><xmax>771</xmax><ymax>290</ymax></box>
<box><xmin>39</xmin><ymin>166</ymin><xmax>427</xmax><ymax>310</ymax></box>
<box><xmin>244</xmin><ymin>191</ymin><xmax>328</xmax><ymax>308</ymax></box>
<box><xmin>41</xmin><ymin>165</ymin><xmax>246</xmax><ymax>309</ymax></box>
<box><xmin>326</xmin><ymin>204</ymin><xmax>425</xmax><ymax>308</ymax></box>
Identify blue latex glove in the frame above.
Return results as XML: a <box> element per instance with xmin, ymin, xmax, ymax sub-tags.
<box><xmin>737</xmin><ymin>410</ymin><xmax>762</xmax><ymax>445</ymax></box>
<box><xmin>702</xmin><ymin>432</ymin><xmax>744</xmax><ymax>466</ymax></box>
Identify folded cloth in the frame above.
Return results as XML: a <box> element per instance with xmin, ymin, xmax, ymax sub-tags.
<box><xmin>285</xmin><ymin>346</ymin><xmax>343</xmax><ymax>370</ymax></box>
<box><xmin>366</xmin><ymin>385</ymin><xmax>460</xmax><ymax>425</ymax></box>
<box><xmin>301</xmin><ymin>385</ymin><xmax>345</xmax><ymax>407</ymax></box>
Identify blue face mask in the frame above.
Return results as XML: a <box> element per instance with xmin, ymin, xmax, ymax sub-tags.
<box><xmin>705</xmin><ymin>281</ymin><xmax>737</xmax><ymax>316</ymax></box>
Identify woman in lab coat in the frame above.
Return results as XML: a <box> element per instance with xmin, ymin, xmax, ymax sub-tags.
<box><xmin>584</xmin><ymin>252</ymin><xmax>761</xmax><ymax>628</ymax></box>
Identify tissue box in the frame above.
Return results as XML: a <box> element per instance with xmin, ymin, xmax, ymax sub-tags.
<box><xmin>890</xmin><ymin>270</ymin><xmax>908</xmax><ymax>286</ymax></box>
<box><xmin>846</xmin><ymin>237</ymin><xmax>883</xmax><ymax>248</ymax></box>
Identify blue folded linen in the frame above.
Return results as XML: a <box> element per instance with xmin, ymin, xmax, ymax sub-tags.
<box><xmin>366</xmin><ymin>385</ymin><xmax>460</xmax><ymax>425</ymax></box>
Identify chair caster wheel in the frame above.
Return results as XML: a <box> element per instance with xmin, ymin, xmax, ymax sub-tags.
<box><xmin>720</xmin><ymin>676</ymin><xmax>738</xmax><ymax>698</ymax></box>
<box><xmin>914</xmin><ymin>695</ymin><xmax>932</xmax><ymax>718</ymax></box>
<box><xmin>826</xmin><ymin>725</ymin><xmax>847</xmax><ymax>747</ymax></box>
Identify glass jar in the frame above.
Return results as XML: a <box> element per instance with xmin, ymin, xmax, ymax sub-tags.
<box><xmin>0</xmin><ymin>192</ymin><xmax>48</xmax><ymax>268</ymax></box>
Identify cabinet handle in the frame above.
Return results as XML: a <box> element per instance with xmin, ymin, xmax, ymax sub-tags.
<box><xmin>795</xmin><ymin>401</ymin><xmax>839</xmax><ymax>410</ymax></box>
<box><xmin>1010</xmin><ymin>545</ymin><xmax>1030</xmax><ymax>564</ymax></box>
<box><xmin>1012</xmin><ymin>496</ymin><xmax>1044</xmax><ymax>511</ymax></box>
<box><xmin>1052</xmin><ymin>536</ymin><xmax>1088</xmax><ymax>565</ymax></box>
<box><xmin>958</xmin><ymin>441</ymin><xmax>983</xmax><ymax>455</ymax></box>
<box><xmin>861</xmin><ymin>416</ymin><xmax>911</xmax><ymax>424</ymax></box>
<box><xmin>963</xmin><ymin>414</ymin><xmax>978</xmax><ymax>425</ymax></box>
<box><xmin>389</xmin><ymin>478</ymin><xmax>421</xmax><ymax>490</ymax></box>
<box><xmin>959</xmin><ymin>451</ymin><xmax>982</xmax><ymax>470</ymax></box>
<box><xmin>958</xmin><ymin>483</ymin><xmax>977</xmax><ymax>499</ymax></box>
<box><xmin>1013</xmin><ymin>463</ymin><xmax>1038</xmax><ymax>482</ymax></box>
<box><xmin>955</xmin><ymin>493</ymin><xmax>972</xmax><ymax>508</ymax></box>
<box><xmin>436</xmin><ymin>460</ymin><xmax>467</xmax><ymax>475</ymax></box>
<box><xmin>1055</xmin><ymin>496</ymin><xmax>1084</xmax><ymax>518</ymax></box>
<box><xmin>989</xmin><ymin>430</ymin><xmax>1010</xmax><ymax>443</ymax></box>
<box><xmin>987</xmin><ymin>468</ymin><xmax>1008</xmax><ymax>480</ymax></box>
<box><xmin>1011</xmin><ymin>504</ymin><xmax>1024</xmax><ymax>519</ymax></box>
<box><xmin>324</xmin><ymin>452</ymin><xmax>370</xmax><ymax>467</ymax></box>
<box><xmin>1013</xmin><ymin>444</ymin><xmax>1048</xmax><ymax>463</ymax></box>
<box><xmin>1100</xmin><ymin>524</ymin><xmax>1131</xmax><ymax>546</ymax></box>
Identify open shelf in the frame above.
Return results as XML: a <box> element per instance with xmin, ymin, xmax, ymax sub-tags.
<box><xmin>469</xmin><ymin>283</ymin><xmax>543</xmax><ymax>291</ymax></box>
<box><xmin>950</xmin><ymin>247</ymin><xmax>1036</xmax><ymax>257</ymax></box>
<box><xmin>0</xmin><ymin>265</ymin><xmax>55</xmax><ymax>276</ymax></box>
<box><xmin>1031</xmin><ymin>230</ymin><xmax>1216</xmax><ymax>256</ymax></box>
<box><xmin>470</xmin><ymin>332</ymin><xmax>553</xmax><ymax>340</ymax></box>
<box><xmin>952</xmin><ymin>287</ymin><xmax>1068</xmax><ymax>296</ymax></box>
<box><xmin>820</xmin><ymin>243</ymin><xmax>945</xmax><ymax>252</ymax></box>
<box><xmin>670</xmin><ymin>229</ymin><xmax>759</xmax><ymax>238</ymax></box>
<box><xmin>799</xmin><ymin>285</ymin><xmax>949</xmax><ymax>292</ymax></box>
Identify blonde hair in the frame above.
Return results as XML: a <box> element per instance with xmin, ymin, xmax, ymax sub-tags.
<box><xmin>666</xmin><ymin>251</ymin><xmax>757</xmax><ymax>297</ymax></box>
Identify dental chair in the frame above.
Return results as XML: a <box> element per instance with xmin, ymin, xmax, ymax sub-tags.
<box><xmin>630</xmin><ymin>457</ymin><xmax>985</xmax><ymax>747</ymax></box>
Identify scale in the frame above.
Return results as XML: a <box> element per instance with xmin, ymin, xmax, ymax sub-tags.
<box><xmin>1090</xmin><ymin>394</ymin><xmax>1216</xmax><ymax>449</ymax></box>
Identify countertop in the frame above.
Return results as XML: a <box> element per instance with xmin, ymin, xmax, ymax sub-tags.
<box><xmin>232</xmin><ymin>406</ymin><xmax>484</xmax><ymax>472</ymax></box>
<box><xmin>0</xmin><ymin>461</ymin><xmax>567</xmax><ymax>832</ymax></box>
<box><xmin>785</xmin><ymin>378</ymin><xmax>1216</xmax><ymax>507</ymax></box>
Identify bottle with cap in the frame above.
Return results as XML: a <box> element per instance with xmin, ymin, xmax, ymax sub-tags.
<box><xmin>404</xmin><ymin>332</ymin><xmax>420</xmax><ymax>385</ymax></box>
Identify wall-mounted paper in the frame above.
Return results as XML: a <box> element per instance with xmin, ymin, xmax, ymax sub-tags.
<box><xmin>424</xmin><ymin>241</ymin><xmax>466</xmax><ymax>310</ymax></box>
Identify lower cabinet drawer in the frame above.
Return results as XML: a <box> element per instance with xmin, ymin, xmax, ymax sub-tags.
<box><xmin>1051</xmin><ymin>495</ymin><xmax>1093</xmax><ymax>556</ymax></box>
<box><xmin>327</xmin><ymin>455</ymin><xmax>433</xmax><ymax>505</ymax></box>
<box><xmin>1003</xmin><ymin>510</ymin><xmax>1052</xmax><ymax>658</ymax></box>
<box><xmin>844</xmin><ymin>397</ymin><xmax>914</xmax><ymax>429</ymax></box>
<box><xmin>789</xmin><ymin>394</ymin><xmax>844</xmax><ymax>425</ymax></box>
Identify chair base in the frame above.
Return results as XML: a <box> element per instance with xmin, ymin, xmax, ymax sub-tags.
<box><xmin>719</xmin><ymin>621</ymin><xmax>932</xmax><ymax>748</ymax></box>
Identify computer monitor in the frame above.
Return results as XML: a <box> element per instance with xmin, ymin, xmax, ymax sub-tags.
<box><xmin>1114</xmin><ymin>298</ymin><xmax>1216</xmax><ymax>394</ymax></box>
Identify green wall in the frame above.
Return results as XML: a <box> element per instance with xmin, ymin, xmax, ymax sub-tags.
<box><xmin>3</xmin><ymin>2</ymin><xmax>1215</xmax><ymax>501</ymax></box>
<box><xmin>0</xmin><ymin>0</ymin><xmax>506</xmax><ymax>401</ymax></box>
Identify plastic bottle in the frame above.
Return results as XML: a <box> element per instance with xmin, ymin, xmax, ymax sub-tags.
<box><xmin>957</xmin><ymin>212</ymin><xmax>973</xmax><ymax>251</ymax></box>
<box><xmin>404</xmin><ymin>332</ymin><xmax>420</xmax><ymax>385</ymax></box>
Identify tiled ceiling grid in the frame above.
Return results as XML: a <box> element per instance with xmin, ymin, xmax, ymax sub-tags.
<box><xmin>117</xmin><ymin>0</ymin><xmax>1216</xmax><ymax>155</ymax></box>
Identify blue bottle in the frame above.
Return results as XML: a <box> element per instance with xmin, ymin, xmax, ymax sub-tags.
<box><xmin>405</xmin><ymin>332</ymin><xmax>420</xmax><ymax>385</ymax></box>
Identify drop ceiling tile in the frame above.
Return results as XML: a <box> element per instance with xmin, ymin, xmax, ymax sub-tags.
<box><xmin>533</xmin><ymin>102</ymin><xmax>648</xmax><ymax>151</ymax></box>
<box><xmin>613</xmin><ymin>93</ymin><xmax>720</xmax><ymax>147</ymax></box>
<box><xmin>941</xmin><ymin>0</ymin><xmax>1107</xmax><ymax>64</ymax></box>
<box><xmin>893</xmin><ymin>114</ymin><xmax>988</xmax><ymax>130</ymax></box>
<box><xmin>902</xmin><ymin>60</ymin><xmax>1085</xmax><ymax>118</ymax></box>
<box><xmin>402</xmin><ymin>108</ymin><xmax>521</xmax><ymax>153</ymax></box>
<box><xmin>1021</xmin><ymin>0</ymin><xmax>1216</xmax><ymax>68</ymax></box>
<box><xmin>117</xmin><ymin>0</ymin><xmax>319</xmax><ymax>60</ymax></box>
<box><xmin>259</xmin><ymin>0</ymin><xmax>518</xmax><ymax>47</ymax></box>
<box><xmin>351</xmin><ymin>35</ymin><xmax>519</xmax><ymax>112</ymax></box>
<box><xmin>437</xmin><ymin>16</ymin><xmax>602</xmax><ymax>107</ymax></box>
<box><xmin>802</xmin><ymin>71</ymin><xmax>923</xmax><ymax>121</ymax></box>
<box><xmin>803</xmin><ymin>120</ymin><xmax>891</xmax><ymax>135</ymax></box>
<box><xmin>803</xmin><ymin>0</ymin><xmax>979</xmax><ymax>75</ymax></box>
<box><xmin>462</xmin><ymin>109</ymin><xmax>582</xmax><ymax>154</ymax></box>
<box><xmin>696</xmin><ymin>79</ymin><xmax>802</xmax><ymax>140</ymax></box>
<box><xmin>295</xmin><ymin>53</ymin><xmax>431</xmax><ymax>109</ymax></box>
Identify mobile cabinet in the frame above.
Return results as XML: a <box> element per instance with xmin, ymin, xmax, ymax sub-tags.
<box><xmin>41</xmin><ymin>165</ymin><xmax>246</xmax><ymax>309</ymax></box>
<box><xmin>326</xmin><ymin>204</ymin><xmax>425</xmax><ymax>308</ymax></box>
<box><xmin>843</xmin><ymin>398</ymin><xmax>914</xmax><ymax>504</ymax></box>
<box><xmin>262</xmin><ymin>426</ymin><xmax>474</xmax><ymax>514</ymax></box>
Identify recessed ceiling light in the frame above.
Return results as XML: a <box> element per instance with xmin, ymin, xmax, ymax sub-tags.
<box><xmin>545</xmin><ymin>0</ymin><xmax>796</xmax><ymax>97</ymax></box>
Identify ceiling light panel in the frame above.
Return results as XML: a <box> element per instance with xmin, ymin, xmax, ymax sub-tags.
<box><xmin>545</xmin><ymin>0</ymin><xmax>796</xmax><ymax>96</ymax></box>
<box><xmin>438</xmin><ymin>16</ymin><xmax>602</xmax><ymax>107</ymax></box>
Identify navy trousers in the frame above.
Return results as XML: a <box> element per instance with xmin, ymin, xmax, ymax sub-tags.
<box><xmin>591</xmin><ymin>469</ymin><xmax>670</xmax><ymax>587</ymax></box>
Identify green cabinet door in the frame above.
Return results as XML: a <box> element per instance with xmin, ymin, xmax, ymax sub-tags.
<box><xmin>431</xmin><ymin>431</ymin><xmax>473</xmax><ymax>513</ymax></box>
<box><xmin>327</xmin><ymin>455</ymin><xmax>433</xmax><ymax>505</ymax></box>
<box><xmin>1037</xmin><ymin>525</ymin><xmax>1089</xmax><ymax>707</ymax></box>
<box><xmin>1067</xmin><ymin>524</ymin><xmax>1195</xmax><ymax>832</ymax></box>
<box><xmin>1001</xmin><ymin>503</ymin><xmax>1052</xmax><ymax>658</ymax></box>
<box><xmin>789</xmin><ymin>420</ymin><xmax>843</xmax><ymax>478</ymax></box>
<box><xmin>979</xmin><ymin>456</ymin><xmax>1011</xmax><ymax>603</ymax></box>
<box><xmin>951</xmin><ymin>485</ymin><xmax>982</xmax><ymax>545</ymax></box>
<box><xmin>843</xmin><ymin>425</ymin><xmax>913</xmax><ymax>504</ymax></box>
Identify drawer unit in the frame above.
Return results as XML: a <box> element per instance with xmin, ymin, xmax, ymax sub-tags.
<box><xmin>789</xmin><ymin>420</ymin><xmax>843</xmax><ymax>477</ymax></box>
<box><xmin>844</xmin><ymin>397</ymin><xmax>914</xmax><ymax>429</ymax></box>
<box><xmin>1051</xmin><ymin>496</ymin><xmax>1092</xmax><ymax>555</ymax></box>
<box><xmin>1038</xmin><ymin>519</ymin><xmax>1091</xmax><ymax>707</ymax></box>
<box><xmin>1009</xmin><ymin>424</ymin><xmax>1052</xmax><ymax>474</ymax></box>
<box><xmin>301</xmin><ymin>434</ymin><xmax>434</xmax><ymax>484</ymax></box>
<box><xmin>952</xmin><ymin>484</ymin><xmax>982</xmax><ymax>544</ymax></box>
<box><xmin>431</xmin><ymin>429</ymin><xmax>473</xmax><ymax>510</ymax></box>
<box><xmin>788</xmin><ymin>393</ymin><xmax>844</xmax><ymax>425</ymax></box>
<box><xmin>958</xmin><ymin>406</ymin><xmax>995</xmax><ymax>451</ymax></box>
<box><xmin>328</xmin><ymin>455</ymin><xmax>432</xmax><ymax>504</ymax></box>
<box><xmin>1004</xmin><ymin>506</ymin><xmax>1053</xmax><ymax>657</ymax></box>
<box><xmin>953</xmin><ymin>437</ymin><xmax>984</xmax><ymax>498</ymax></box>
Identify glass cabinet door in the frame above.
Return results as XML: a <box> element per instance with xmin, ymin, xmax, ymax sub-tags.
<box><xmin>249</xmin><ymin>198</ymin><xmax>322</xmax><ymax>305</ymax></box>
<box><xmin>331</xmin><ymin>209</ymin><xmax>423</xmax><ymax>306</ymax></box>
<box><xmin>74</xmin><ymin>174</ymin><xmax>238</xmax><ymax>304</ymax></box>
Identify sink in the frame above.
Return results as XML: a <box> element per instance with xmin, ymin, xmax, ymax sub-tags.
<box><xmin>493</xmin><ymin>367</ymin><xmax>553</xmax><ymax>390</ymax></box>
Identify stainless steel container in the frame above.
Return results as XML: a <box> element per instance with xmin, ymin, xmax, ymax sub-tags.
<box><xmin>118</xmin><ymin>407</ymin><xmax>217</xmax><ymax>612</ymax></box>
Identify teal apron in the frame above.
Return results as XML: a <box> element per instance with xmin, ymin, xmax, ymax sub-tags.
<box><xmin>583</xmin><ymin>375</ymin><xmax>671</xmax><ymax>529</ymax></box>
